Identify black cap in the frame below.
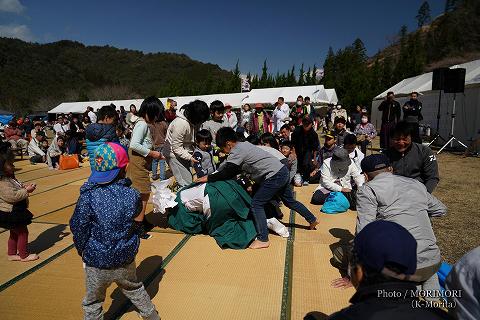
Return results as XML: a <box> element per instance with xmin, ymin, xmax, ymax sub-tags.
<box><xmin>354</xmin><ymin>220</ymin><xmax>417</xmax><ymax>275</ymax></box>
<box><xmin>360</xmin><ymin>154</ymin><xmax>390</xmax><ymax>173</ymax></box>
<box><xmin>334</xmin><ymin>116</ymin><xmax>346</xmax><ymax>124</ymax></box>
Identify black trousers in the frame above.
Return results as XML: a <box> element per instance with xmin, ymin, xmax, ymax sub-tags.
<box><xmin>310</xmin><ymin>189</ymin><xmax>357</xmax><ymax>210</ymax></box>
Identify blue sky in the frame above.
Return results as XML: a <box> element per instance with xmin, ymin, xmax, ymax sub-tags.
<box><xmin>1</xmin><ymin>0</ymin><xmax>443</xmax><ymax>75</ymax></box>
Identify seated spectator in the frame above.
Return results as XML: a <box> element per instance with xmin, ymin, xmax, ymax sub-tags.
<box><xmin>354</xmin><ymin>114</ymin><xmax>376</xmax><ymax>154</ymax></box>
<box><xmin>356</xmin><ymin>154</ymin><xmax>446</xmax><ymax>295</ymax></box>
<box><xmin>385</xmin><ymin>121</ymin><xmax>439</xmax><ymax>193</ymax></box>
<box><xmin>201</xmin><ymin>100</ymin><xmax>226</xmax><ymax>145</ymax></box>
<box><xmin>222</xmin><ymin>104</ymin><xmax>238</xmax><ymax>130</ymax></box>
<box><xmin>4</xmin><ymin>121</ymin><xmax>28</xmax><ymax>152</ymax></box>
<box><xmin>311</xmin><ymin>148</ymin><xmax>364</xmax><ymax>209</ymax></box>
<box><xmin>446</xmin><ymin>246</ymin><xmax>480</xmax><ymax>320</ymax></box>
<box><xmin>310</xmin><ymin>130</ymin><xmax>339</xmax><ymax>183</ymax></box>
<box><xmin>53</xmin><ymin>116</ymin><xmax>70</xmax><ymax>136</ymax></box>
<box><xmin>327</xmin><ymin>220</ymin><xmax>452</xmax><ymax>320</ymax></box>
<box><xmin>291</xmin><ymin>117</ymin><xmax>320</xmax><ymax>186</ymax></box>
<box><xmin>280</xmin><ymin>140</ymin><xmax>297</xmax><ymax>184</ymax></box>
<box><xmin>85</xmin><ymin>105</ymin><xmax>118</xmax><ymax>169</ymax></box>
<box><xmin>333</xmin><ymin>116</ymin><xmax>350</xmax><ymax>147</ymax></box>
<box><xmin>192</xmin><ymin>129</ymin><xmax>216</xmax><ymax>178</ymax></box>
<box><xmin>30</xmin><ymin>122</ymin><xmax>44</xmax><ymax>140</ymax></box>
<box><xmin>22</xmin><ymin>117</ymin><xmax>33</xmax><ymax>139</ymax></box>
<box><xmin>82</xmin><ymin>115</ymin><xmax>91</xmax><ymax>129</ymax></box>
<box><xmin>343</xmin><ymin>134</ymin><xmax>364</xmax><ymax>171</ymax></box>
<box><xmin>279</xmin><ymin>124</ymin><xmax>292</xmax><ymax>142</ymax></box>
<box><xmin>28</xmin><ymin>131</ymin><xmax>47</xmax><ymax>164</ymax></box>
<box><xmin>47</xmin><ymin>136</ymin><xmax>67</xmax><ymax>170</ymax></box>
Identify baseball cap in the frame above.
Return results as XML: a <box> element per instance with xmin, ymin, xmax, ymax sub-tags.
<box><xmin>324</xmin><ymin>130</ymin><xmax>335</xmax><ymax>139</ymax></box>
<box><xmin>89</xmin><ymin>142</ymin><xmax>129</xmax><ymax>184</ymax></box>
<box><xmin>330</xmin><ymin>148</ymin><xmax>351</xmax><ymax>177</ymax></box>
<box><xmin>360</xmin><ymin>154</ymin><xmax>390</xmax><ymax>174</ymax></box>
<box><xmin>225</xmin><ymin>103</ymin><xmax>232</xmax><ymax>109</ymax></box>
<box><xmin>354</xmin><ymin>220</ymin><xmax>417</xmax><ymax>275</ymax></box>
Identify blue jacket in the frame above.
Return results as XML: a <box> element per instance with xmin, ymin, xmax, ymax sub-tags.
<box><xmin>70</xmin><ymin>178</ymin><xmax>141</xmax><ymax>269</ymax></box>
<box><xmin>85</xmin><ymin>123</ymin><xmax>118</xmax><ymax>168</ymax></box>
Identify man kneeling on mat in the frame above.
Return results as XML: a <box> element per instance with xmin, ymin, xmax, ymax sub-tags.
<box><xmin>195</xmin><ymin>127</ymin><xmax>318</xmax><ymax>249</ymax></box>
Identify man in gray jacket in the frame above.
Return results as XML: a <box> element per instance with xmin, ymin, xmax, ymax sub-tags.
<box><xmin>356</xmin><ymin>154</ymin><xmax>447</xmax><ymax>296</ymax></box>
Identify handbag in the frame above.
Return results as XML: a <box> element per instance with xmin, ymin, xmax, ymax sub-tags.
<box><xmin>59</xmin><ymin>154</ymin><xmax>79</xmax><ymax>170</ymax></box>
<box><xmin>321</xmin><ymin>192</ymin><xmax>350</xmax><ymax>214</ymax></box>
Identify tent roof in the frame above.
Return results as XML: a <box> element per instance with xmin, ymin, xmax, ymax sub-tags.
<box><xmin>0</xmin><ymin>109</ymin><xmax>14</xmax><ymax>115</ymax></box>
<box><xmin>325</xmin><ymin>89</ymin><xmax>338</xmax><ymax>104</ymax></box>
<box><xmin>242</xmin><ymin>85</ymin><xmax>330</xmax><ymax>104</ymax></box>
<box><xmin>374</xmin><ymin>59</ymin><xmax>480</xmax><ymax>100</ymax></box>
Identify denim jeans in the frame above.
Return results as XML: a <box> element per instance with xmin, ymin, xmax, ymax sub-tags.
<box><xmin>151</xmin><ymin>146</ymin><xmax>166</xmax><ymax>180</ymax></box>
<box><xmin>252</xmin><ymin>166</ymin><xmax>317</xmax><ymax>241</ymax></box>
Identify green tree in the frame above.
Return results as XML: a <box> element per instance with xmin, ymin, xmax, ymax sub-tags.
<box><xmin>260</xmin><ymin>60</ymin><xmax>268</xmax><ymax>88</ymax></box>
<box><xmin>287</xmin><ymin>65</ymin><xmax>296</xmax><ymax>86</ymax></box>
<box><xmin>416</xmin><ymin>1</ymin><xmax>432</xmax><ymax>28</ymax></box>
<box><xmin>298</xmin><ymin>63</ymin><xmax>305</xmax><ymax>85</ymax></box>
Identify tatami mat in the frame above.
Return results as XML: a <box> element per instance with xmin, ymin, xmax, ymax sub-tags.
<box><xmin>0</xmin><ymin>222</ymin><xmax>72</xmax><ymax>287</ymax></box>
<box><xmin>122</xmin><ymin>235</ymin><xmax>288</xmax><ymax>320</ymax></box>
<box><xmin>0</xmin><ymin>233</ymin><xmax>185</xmax><ymax>320</ymax></box>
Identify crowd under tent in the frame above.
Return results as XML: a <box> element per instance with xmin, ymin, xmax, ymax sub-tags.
<box><xmin>370</xmin><ymin>59</ymin><xmax>480</xmax><ymax>146</ymax></box>
<box><xmin>48</xmin><ymin>85</ymin><xmax>338</xmax><ymax>114</ymax></box>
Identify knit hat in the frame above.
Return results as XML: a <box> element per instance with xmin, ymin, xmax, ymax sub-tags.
<box><xmin>88</xmin><ymin>142</ymin><xmax>129</xmax><ymax>184</ymax></box>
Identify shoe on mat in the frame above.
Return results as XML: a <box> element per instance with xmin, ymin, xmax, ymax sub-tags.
<box><xmin>143</xmin><ymin>219</ymin><xmax>155</xmax><ymax>232</ymax></box>
<box><xmin>8</xmin><ymin>255</ymin><xmax>21</xmax><ymax>261</ymax></box>
<box><xmin>20</xmin><ymin>254</ymin><xmax>39</xmax><ymax>262</ymax></box>
<box><xmin>302</xmin><ymin>181</ymin><xmax>309</xmax><ymax>186</ymax></box>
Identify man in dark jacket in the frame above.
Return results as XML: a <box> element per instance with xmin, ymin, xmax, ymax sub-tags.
<box><xmin>291</xmin><ymin>116</ymin><xmax>320</xmax><ymax>185</ymax></box>
<box><xmin>403</xmin><ymin>91</ymin><xmax>424</xmax><ymax>143</ymax></box>
<box><xmin>378</xmin><ymin>91</ymin><xmax>401</xmax><ymax>150</ymax></box>
<box><xmin>385</xmin><ymin>121</ymin><xmax>439</xmax><ymax>193</ymax></box>
<box><xmin>327</xmin><ymin>220</ymin><xmax>452</xmax><ymax>320</ymax></box>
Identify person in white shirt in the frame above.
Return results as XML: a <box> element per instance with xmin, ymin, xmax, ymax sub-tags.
<box><xmin>343</xmin><ymin>133</ymin><xmax>364</xmax><ymax>171</ymax></box>
<box><xmin>87</xmin><ymin>107</ymin><xmax>97</xmax><ymax>124</ymax></box>
<box><xmin>53</xmin><ymin>116</ymin><xmax>69</xmax><ymax>136</ymax></box>
<box><xmin>272</xmin><ymin>97</ymin><xmax>290</xmax><ymax>132</ymax></box>
<box><xmin>28</xmin><ymin>131</ymin><xmax>47</xmax><ymax>164</ymax></box>
<box><xmin>222</xmin><ymin>104</ymin><xmax>238</xmax><ymax>130</ymax></box>
<box><xmin>240</xmin><ymin>104</ymin><xmax>252</xmax><ymax>129</ymax></box>
<box><xmin>331</xmin><ymin>104</ymin><xmax>348</xmax><ymax>125</ymax></box>
<box><xmin>311</xmin><ymin>148</ymin><xmax>364</xmax><ymax>209</ymax></box>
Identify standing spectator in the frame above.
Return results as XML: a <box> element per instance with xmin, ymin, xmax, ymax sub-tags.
<box><xmin>333</xmin><ymin>117</ymin><xmax>350</xmax><ymax>147</ymax></box>
<box><xmin>202</xmin><ymin>100</ymin><xmax>226</xmax><ymax>145</ymax></box>
<box><xmin>87</xmin><ymin>107</ymin><xmax>97</xmax><ymax>124</ymax></box>
<box><xmin>149</xmin><ymin>111</ymin><xmax>168</xmax><ymax>181</ymax></box>
<box><xmin>115</xmin><ymin>125</ymin><xmax>130</xmax><ymax>151</ymax></box>
<box><xmin>0</xmin><ymin>142</ymin><xmax>39</xmax><ymax>262</ymax></box>
<box><xmin>291</xmin><ymin>117</ymin><xmax>320</xmax><ymax>186</ymax></box>
<box><xmin>356</xmin><ymin>154</ymin><xmax>447</xmax><ymax>295</ymax></box>
<box><xmin>119</xmin><ymin>105</ymin><xmax>127</xmax><ymax>127</ymax></box>
<box><xmin>240</xmin><ymin>103</ymin><xmax>252</xmax><ymax>130</ymax></box>
<box><xmin>126</xmin><ymin>104</ymin><xmax>139</xmax><ymax>128</ymax></box>
<box><xmin>127</xmin><ymin>97</ymin><xmax>165</xmax><ymax>239</ymax></box>
<box><xmin>304</xmin><ymin>96</ymin><xmax>313</xmax><ymax>118</ymax></box>
<box><xmin>446</xmin><ymin>246</ymin><xmax>480</xmax><ymax>320</ymax></box>
<box><xmin>5</xmin><ymin>121</ymin><xmax>28</xmax><ymax>151</ymax></box>
<box><xmin>378</xmin><ymin>91</ymin><xmax>401</xmax><ymax>150</ymax></box>
<box><xmin>165</xmin><ymin>99</ymin><xmax>177</xmax><ymax>123</ymax></box>
<box><xmin>349</xmin><ymin>105</ymin><xmax>363</xmax><ymax>131</ymax></box>
<box><xmin>192</xmin><ymin>129</ymin><xmax>216</xmax><ymax>178</ymax></box>
<box><xmin>165</xmin><ymin>100</ymin><xmax>210</xmax><ymax>188</ymax></box>
<box><xmin>354</xmin><ymin>114</ymin><xmax>376</xmax><ymax>154</ymax></box>
<box><xmin>311</xmin><ymin>148</ymin><xmax>364</xmax><ymax>209</ymax></box>
<box><xmin>248</xmin><ymin>103</ymin><xmax>271</xmax><ymax>136</ymax></box>
<box><xmin>222</xmin><ymin>103</ymin><xmax>238</xmax><ymax>131</ymax></box>
<box><xmin>385</xmin><ymin>121</ymin><xmax>439</xmax><ymax>193</ymax></box>
<box><xmin>290</xmin><ymin>95</ymin><xmax>308</xmax><ymax>126</ymax></box>
<box><xmin>280</xmin><ymin>140</ymin><xmax>297</xmax><ymax>184</ymax></box>
<box><xmin>403</xmin><ymin>91</ymin><xmax>424</xmax><ymax>144</ymax></box>
<box><xmin>272</xmin><ymin>97</ymin><xmax>290</xmax><ymax>132</ymax></box>
<box><xmin>69</xmin><ymin>143</ymin><xmax>160</xmax><ymax>320</ymax></box>
<box><xmin>47</xmin><ymin>136</ymin><xmax>67</xmax><ymax>170</ymax></box>
<box><xmin>28</xmin><ymin>131</ymin><xmax>47</xmax><ymax>164</ymax></box>
<box><xmin>327</xmin><ymin>220</ymin><xmax>452</xmax><ymax>320</ymax></box>
<box><xmin>331</xmin><ymin>104</ymin><xmax>348</xmax><ymax>125</ymax></box>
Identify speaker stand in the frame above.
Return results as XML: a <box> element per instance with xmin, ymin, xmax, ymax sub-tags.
<box><xmin>436</xmin><ymin>93</ymin><xmax>468</xmax><ymax>154</ymax></box>
<box><xmin>428</xmin><ymin>90</ymin><xmax>447</xmax><ymax>147</ymax></box>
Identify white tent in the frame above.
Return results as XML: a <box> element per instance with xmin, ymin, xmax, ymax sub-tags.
<box><xmin>161</xmin><ymin>93</ymin><xmax>248</xmax><ymax>109</ymax></box>
<box><xmin>242</xmin><ymin>85</ymin><xmax>330</xmax><ymax>105</ymax></box>
<box><xmin>371</xmin><ymin>59</ymin><xmax>480</xmax><ymax>145</ymax></box>
<box><xmin>48</xmin><ymin>99</ymin><xmax>144</xmax><ymax>114</ymax></box>
<box><xmin>325</xmin><ymin>89</ymin><xmax>339</xmax><ymax>104</ymax></box>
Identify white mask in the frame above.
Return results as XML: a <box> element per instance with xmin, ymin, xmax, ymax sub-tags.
<box><xmin>336</xmin><ymin>105</ymin><xmax>341</xmax><ymax>109</ymax></box>
<box><xmin>296</xmin><ymin>101</ymin><xmax>302</xmax><ymax>106</ymax></box>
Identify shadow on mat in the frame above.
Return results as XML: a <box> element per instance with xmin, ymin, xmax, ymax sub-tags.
<box><xmin>328</xmin><ymin>228</ymin><xmax>354</xmax><ymax>277</ymax></box>
<box><xmin>28</xmin><ymin>224</ymin><xmax>70</xmax><ymax>254</ymax></box>
<box><xmin>104</xmin><ymin>255</ymin><xmax>165</xmax><ymax>320</ymax></box>
<box><xmin>304</xmin><ymin>311</ymin><xmax>329</xmax><ymax>320</ymax></box>
<box><xmin>145</xmin><ymin>211</ymin><xmax>170</xmax><ymax>229</ymax></box>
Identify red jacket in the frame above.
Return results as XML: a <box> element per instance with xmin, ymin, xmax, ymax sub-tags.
<box><xmin>4</xmin><ymin>127</ymin><xmax>23</xmax><ymax>141</ymax></box>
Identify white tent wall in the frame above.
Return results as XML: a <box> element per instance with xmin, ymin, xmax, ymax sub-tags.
<box><xmin>325</xmin><ymin>89</ymin><xmax>338</xmax><ymax>104</ymax></box>
<box><xmin>164</xmin><ymin>93</ymin><xmax>248</xmax><ymax>109</ymax></box>
<box><xmin>371</xmin><ymin>85</ymin><xmax>480</xmax><ymax>145</ymax></box>
<box><xmin>243</xmin><ymin>85</ymin><xmax>330</xmax><ymax>105</ymax></box>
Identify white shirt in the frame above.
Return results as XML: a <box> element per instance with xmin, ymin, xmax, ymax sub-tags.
<box><xmin>28</xmin><ymin>138</ymin><xmax>45</xmax><ymax>157</ymax></box>
<box><xmin>53</xmin><ymin>122</ymin><xmax>68</xmax><ymax>134</ymax></box>
<box><xmin>316</xmin><ymin>158</ymin><xmax>364</xmax><ymax>192</ymax></box>
<box><xmin>222</xmin><ymin>111</ymin><xmax>238</xmax><ymax>130</ymax></box>
<box><xmin>88</xmin><ymin>111</ymin><xmax>97</xmax><ymax>124</ymax></box>
<box><xmin>349</xmin><ymin>147</ymin><xmax>365</xmax><ymax>171</ymax></box>
<box><xmin>272</xmin><ymin>103</ymin><xmax>290</xmax><ymax>132</ymax></box>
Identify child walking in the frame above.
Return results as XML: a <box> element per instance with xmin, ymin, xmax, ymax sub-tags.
<box><xmin>196</xmin><ymin>127</ymin><xmax>318</xmax><ymax>249</ymax></box>
<box><xmin>70</xmin><ymin>142</ymin><xmax>160</xmax><ymax>320</ymax></box>
<box><xmin>192</xmin><ymin>129</ymin><xmax>216</xmax><ymax>178</ymax></box>
<box><xmin>0</xmin><ymin>142</ymin><xmax>39</xmax><ymax>262</ymax></box>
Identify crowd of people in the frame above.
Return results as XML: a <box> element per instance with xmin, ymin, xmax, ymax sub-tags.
<box><xmin>0</xmin><ymin>92</ymin><xmax>478</xmax><ymax>320</ymax></box>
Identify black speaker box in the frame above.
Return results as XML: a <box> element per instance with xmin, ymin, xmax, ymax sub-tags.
<box><xmin>445</xmin><ymin>68</ymin><xmax>466</xmax><ymax>93</ymax></box>
<box><xmin>432</xmin><ymin>67</ymin><xmax>449</xmax><ymax>90</ymax></box>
